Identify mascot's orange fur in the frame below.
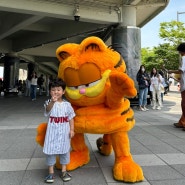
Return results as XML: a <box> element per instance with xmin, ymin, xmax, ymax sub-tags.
<box><xmin>36</xmin><ymin>36</ymin><xmax>144</xmax><ymax>183</ymax></box>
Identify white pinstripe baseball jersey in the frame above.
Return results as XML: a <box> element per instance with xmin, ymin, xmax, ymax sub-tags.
<box><xmin>43</xmin><ymin>100</ymin><xmax>75</xmax><ymax>155</ymax></box>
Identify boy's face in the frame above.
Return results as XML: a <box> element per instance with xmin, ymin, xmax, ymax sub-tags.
<box><xmin>50</xmin><ymin>86</ymin><xmax>65</xmax><ymax>100</ymax></box>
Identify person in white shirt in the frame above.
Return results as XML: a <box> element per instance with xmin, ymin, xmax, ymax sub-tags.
<box><xmin>150</xmin><ymin>67</ymin><xmax>163</xmax><ymax>110</ymax></box>
<box><xmin>168</xmin><ymin>43</ymin><xmax>185</xmax><ymax>130</ymax></box>
<box><xmin>30</xmin><ymin>72</ymin><xmax>38</xmax><ymax>101</ymax></box>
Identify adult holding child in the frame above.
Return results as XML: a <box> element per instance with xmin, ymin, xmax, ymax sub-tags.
<box><xmin>168</xmin><ymin>43</ymin><xmax>185</xmax><ymax>130</ymax></box>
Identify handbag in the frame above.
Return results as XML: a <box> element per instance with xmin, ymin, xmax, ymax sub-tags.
<box><xmin>160</xmin><ymin>83</ymin><xmax>164</xmax><ymax>91</ymax></box>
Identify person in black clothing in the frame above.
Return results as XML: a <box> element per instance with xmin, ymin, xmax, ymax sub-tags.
<box><xmin>136</xmin><ymin>65</ymin><xmax>150</xmax><ymax>111</ymax></box>
<box><xmin>38</xmin><ymin>74</ymin><xmax>44</xmax><ymax>95</ymax></box>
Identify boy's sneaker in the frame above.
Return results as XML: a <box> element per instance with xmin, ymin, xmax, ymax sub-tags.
<box><xmin>45</xmin><ymin>174</ymin><xmax>54</xmax><ymax>183</ymax></box>
<box><xmin>61</xmin><ymin>171</ymin><xmax>72</xmax><ymax>182</ymax></box>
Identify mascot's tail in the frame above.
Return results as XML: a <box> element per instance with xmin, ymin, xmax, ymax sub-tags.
<box><xmin>35</xmin><ymin>123</ymin><xmax>47</xmax><ymax>147</ymax></box>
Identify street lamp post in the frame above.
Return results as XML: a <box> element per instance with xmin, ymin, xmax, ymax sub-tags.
<box><xmin>177</xmin><ymin>11</ymin><xmax>185</xmax><ymax>22</ymax></box>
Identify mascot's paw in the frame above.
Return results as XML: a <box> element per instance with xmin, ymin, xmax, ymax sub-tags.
<box><xmin>113</xmin><ymin>157</ymin><xmax>144</xmax><ymax>183</ymax></box>
<box><xmin>96</xmin><ymin>137</ymin><xmax>104</xmax><ymax>151</ymax></box>
<box><xmin>35</xmin><ymin>123</ymin><xmax>47</xmax><ymax>147</ymax></box>
<box><xmin>109</xmin><ymin>72</ymin><xmax>137</xmax><ymax>97</ymax></box>
<box><xmin>96</xmin><ymin>137</ymin><xmax>112</xmax><ymax>156</ymax></box>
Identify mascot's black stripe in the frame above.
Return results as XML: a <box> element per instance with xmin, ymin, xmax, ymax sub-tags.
<box><xmin>114</xmin><ymin>56</ymin><xmax>122</xmax><ymax>68</ymax></box>
<box><xmin>121</xmin><ymin>108</ymin><xmax>134</xmax><ymax>122</ymax></box>
<box><xmin>126</xmin><ymin>117</ymin><xmax>134</xmax><ymax>122</ymax></box>
<box><xmin>121</xmin><ymin>108</ymin><xmax>130</xmax><ymax>115</ymax></box>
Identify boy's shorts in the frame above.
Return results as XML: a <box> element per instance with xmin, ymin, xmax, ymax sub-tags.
<box><xmin>46</xmin><ymin>152</ymin><xmax>70</xmax><ymax>166</ymax></box>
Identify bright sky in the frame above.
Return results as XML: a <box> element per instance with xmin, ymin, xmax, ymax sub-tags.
<box><xmin>141</xmin><ymin>0</ymin><xmax>185</xmax><ymax>48</ymax></box>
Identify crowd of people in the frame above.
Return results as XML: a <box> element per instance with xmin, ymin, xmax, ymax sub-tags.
<box><xmin>26</xmin><ymin>72</ymin><xmax>54</xmax><ymax>101</ymax></box>
<box><xmin>0</xmin><ymin>72</ymin><xmax>55</xmax><ymax>99</ymax></box>
<box><xmin>10</xmin><ymin>72</ymin><xmax>53</xmax><ymax>100</ymax></box>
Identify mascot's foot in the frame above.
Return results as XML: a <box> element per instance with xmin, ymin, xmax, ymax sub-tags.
<box><xmin>67</xmin><ymin>149</ymin><xmax>90</xmax><ymax>171</ymax></box>
<box><xmin>55</xmin><ymin>149</ymin><xmax>90</xmax><ymax>171</ymax></box>
<box><xmin>96</xmin><ymin>137</ymin><xmax>112</xmax><ymax>156</ymax></box>
<box><xmin>113</xmin><ymin>157</ymin><xmax>144</xmax><ymax>183</ymax></box>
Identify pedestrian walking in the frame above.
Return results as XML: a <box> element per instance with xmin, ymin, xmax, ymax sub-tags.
<box><xmin>30</xmin><ymin>72</ymin><xmax>38</xmax><ymax>101</ymax></box>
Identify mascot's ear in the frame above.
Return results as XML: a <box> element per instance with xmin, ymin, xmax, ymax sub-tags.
<box><xmin>56</xmin><ymin>43</ymin><xmax>79</xmax><ymax>63</ymax></box>
<box><xmin>80</xmin><ymin>36</ymin><xmax>107</xmax><ymax>53</ymax></box>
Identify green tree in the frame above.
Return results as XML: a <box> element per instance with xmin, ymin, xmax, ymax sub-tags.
<box><xmin>159</xmin><ymin>20</ymin><xmax>185</xmax><ymax>45</ymax></box>
<box><xmin>141</xmin><ymin>48</ymin><xmax>157</xmax><ymax>72</ymax></box>
<box><xmin>141</xmin><ymin>20</ymin><xmax>184</xmax><ymax>71</ymax></box>
<box><xmin>153</xmin><ymin>43</ymin><xmax>179</xmax><ymax>70</ymax></box>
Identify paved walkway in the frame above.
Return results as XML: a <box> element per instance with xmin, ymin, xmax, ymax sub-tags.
<box><xmin>0</xmin><ymin>87</ymin><xmax>185</xmax><ymax>185</ymax></box>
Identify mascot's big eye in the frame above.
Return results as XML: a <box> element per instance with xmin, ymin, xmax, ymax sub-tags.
<box><xmin>68</xmin><ymin>80</ymin><xmax>100</xmax><ymax>90</ymax></box>
<box><xmin>64</xmin><ymin>63</ymin><xmax>101</xmax><ymax>87</ymax></box>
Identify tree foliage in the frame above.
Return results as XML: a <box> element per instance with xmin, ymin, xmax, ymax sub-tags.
<box><xmin>159</xmin><ymin>21</ymin><xmax>185</xmax><ymax>45</ymax></box>
<box><xmin>142</xmin><ymin>20</ymin><xmax>185</xmax><ymax>71</ymax></box>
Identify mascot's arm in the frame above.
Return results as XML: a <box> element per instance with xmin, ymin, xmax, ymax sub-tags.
<box><xmin>106</xmin><ymin>71</ymin><xmax>137</xmax><ymax>108</ymax></box>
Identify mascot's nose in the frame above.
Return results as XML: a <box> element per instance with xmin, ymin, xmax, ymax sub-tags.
<box><xmin>79</xmin><ymin>88</ymin><xmax>86</xmax><ymax>94</ymax></box>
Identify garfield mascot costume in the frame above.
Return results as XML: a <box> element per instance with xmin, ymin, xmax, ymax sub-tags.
<box><xmin>36</xmin><ymin>36</ymin><xmax>144</xmax><ymax>183</ymax></box>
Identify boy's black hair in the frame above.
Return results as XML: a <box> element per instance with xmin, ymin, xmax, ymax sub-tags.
<box><xmin>177</xmin><ymin>43</ymin><xmax>185</xmax><ymax>52</ymax></box>
<box><xmin>49</xmin><ymin>78</ymin><xmax>66</xmax><ymax>90</ymax></box>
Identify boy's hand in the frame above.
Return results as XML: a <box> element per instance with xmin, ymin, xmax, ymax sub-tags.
<box><xmin>51</xmin><ymin>95</ymin><xmax>57</xmax><ymax>102</ymax></box>
<box><xmin>70</xmin><ymin>130</ymin><xmax>75</xmax><ymax>138</ymax></box>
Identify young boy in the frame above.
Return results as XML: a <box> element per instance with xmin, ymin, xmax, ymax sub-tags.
<box><xmin>43</xmin><ymin>78</ymin><xmax>75</xmax><ymax>183</ymax></box>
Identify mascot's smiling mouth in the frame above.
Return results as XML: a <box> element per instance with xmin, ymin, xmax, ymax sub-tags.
<box><xmin>66</xmin><ymin>70</ymin><xmax>111</xmax><ymax>100</ymax></box>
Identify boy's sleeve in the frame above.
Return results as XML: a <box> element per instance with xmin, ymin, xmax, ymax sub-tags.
<box><xmin>68</xmin><ymin>103</ymin><xmax>76</xmax><ymax>120</ymax></box>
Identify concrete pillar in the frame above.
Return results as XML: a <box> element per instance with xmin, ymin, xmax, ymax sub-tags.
<box><xmin>112</xmin><ymin>27</ymin><xmax>141</xmax><ymax>86</ymax></box>
<box><xmin>111</xmin><ymin>6</ymin><xmax>141</xmax><ymax>87</ymax></box>
<box><xmin>3</xmin><ymin>56</ymin><xmax>20</xmax><ymax>93</ymax></box>
<box><xmin>121</xmin><ymin>6</ymin><xmax>136</xmax><ymax>26</ymax></box>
